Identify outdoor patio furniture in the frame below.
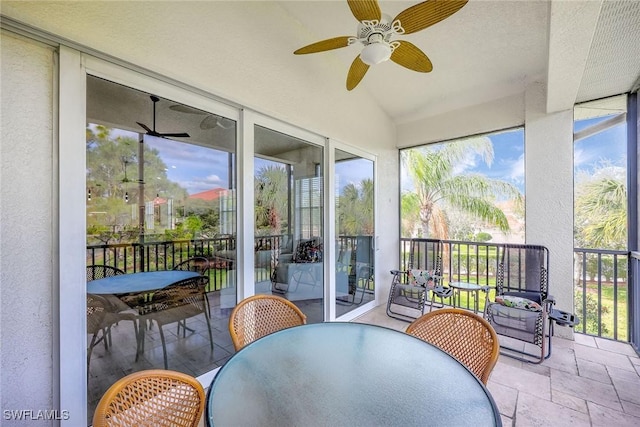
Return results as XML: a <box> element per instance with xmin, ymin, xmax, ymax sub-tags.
<box><xmin>228</xmin><ymin>294</ymin><xmax>307</xmax><ymax>351</ymax></box>
<box><xmin>173</xmin><ymin>256</ymin><xmax>211</xmax><ymax>317</ymax></box>
<box><xmin>270</xmin><ymin>237</ymin><xmax>323</xmax><ymax>294</ymax></box>
<box><xmin>173</xmin><ymin>257</ymin><xmax>210</xmax><ymax>275</ymax></box>
<box><xmin>406</xmin><ymin>308</ymin><xmax>500</xmax><ymax>384</ymax></box>
<box><xmin>86</xmin><ymin>265</ymin><xmax>140</xmax><ymax>363</ymax></box>
<box><xmin>86</xmin><ymin>293</ymin><xmax>112</xmax><ymax>372</ymax></box>
<box><xmin>483</xmin><ymin>244</ymin><xmax>555</xmax><ymax>363</ymax></box>
<box><xmin>92</xmin><ymin>369</ymin><xmax>205</xmax><ymax>427</ymax></box>
<box><xmin>387</xmin><ymin>239</ymin><xmax>453</xmax><ymax>321</ymax></box>
<box><xmin>87</xmin><ymin>264</ymin><xmax>133</xmax><ymax>318</ymax></box>
<box><xmin>136</xmin><ymin>275</ymin><xmax>213</xmax><ymax>369</ymax></box>
<box><xmin>207</xmin><ymin>322</ymin><xmax>501</xmax><ymax>426</ymax></box>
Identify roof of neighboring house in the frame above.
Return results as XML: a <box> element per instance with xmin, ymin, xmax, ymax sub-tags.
<box><xmin>188</xmin><ymin>188</ymin><xmax>226</xmax><ymax>201</ymax></box>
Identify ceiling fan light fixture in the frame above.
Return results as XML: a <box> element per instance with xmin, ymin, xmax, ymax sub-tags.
<box><xmin>360</xmin><ymin>41</ymin><xmax>392</xmax><ymax>66</ymax></box>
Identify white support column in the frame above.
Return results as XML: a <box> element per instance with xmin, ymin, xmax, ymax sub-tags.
<box><xmin>525</xmin><ymin>82</ymin><xmax>575</xmax><ymax>339</ymax></box>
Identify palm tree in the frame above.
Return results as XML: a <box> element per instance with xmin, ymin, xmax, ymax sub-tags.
<box><xmin>254</xmin><ymin>165</ymin><xmax>288</xmax><ymax>234</ymax></box>
<box><xmin>402</xmin><ymin>137</ymin><xmax>523</xmax><ymax>238</ymax></box>
<box><xmin>338</xmin><ymin>179</ymin><xmax>374</xmax><ymax>235</ymax></box>
<box><xmin>574</xmin><ymin>165</ymin><xmax>626</xmax><ymax>249</ymax></box>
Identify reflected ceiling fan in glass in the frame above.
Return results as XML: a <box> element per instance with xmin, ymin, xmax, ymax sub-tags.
<box><xmin>293</xmin><ymin>0</ymin><xmax>468</xmax><ymax>90</ymax></box>
<box><xmin>137</xmin><ymin>95</ymin><xmax>190</xmax><ymax>138</ymax></box>
<box><xmin>169</xmin><ymin>104</ymin><xmax>234</xmax><ymax>130</ymax></box>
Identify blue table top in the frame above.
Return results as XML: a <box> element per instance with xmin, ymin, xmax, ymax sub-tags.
<box><xmin>206</xmin><ymin>322</ymin><xmax>501</xmax><ymax>427</ymax></box>
<box><xmin>86</xmin><ymin>270</ymin><xmax>200</xmax><ymax>294</ymax></box>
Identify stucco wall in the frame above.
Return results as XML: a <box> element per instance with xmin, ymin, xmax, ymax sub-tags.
<box><xmin>0</xmin><ymin>31</ymin><xmax>56</xmax><ymax>425</ymax></box>
<box><xmin>525</xmin><ymin>82</ymin><xmax>575</xmax><ymax>339</ymax></box>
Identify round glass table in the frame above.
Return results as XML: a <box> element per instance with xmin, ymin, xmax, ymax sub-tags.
<box><xmin>449</xmin><ymin>281</ymin><xmax>485</xmax><ymax>313</ymax></box>
<box><xmin>206</xmin><ymin>322</ymin><xmax>501</xmax><ymax>427</ymax></box>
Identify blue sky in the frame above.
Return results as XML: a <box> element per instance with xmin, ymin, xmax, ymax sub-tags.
<box><xmin>400</xmin><ymin>114</ymin><xmax>626</xmax><ymax>195</ymax></box>
<box><xmin>574</xmin><ymin>116</ymin><xmax>627</xmax><ymax>175</ymax></box>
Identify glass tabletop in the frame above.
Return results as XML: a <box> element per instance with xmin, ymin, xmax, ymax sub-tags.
<box><xmin>449</xmin><ymin>281</ymin><xmax>483</xmax><ymax>290</ymax></box>
<box><xmin>206</xmin><ymin>322</ymin><xmax>500</xmax><ymax>427</ymax></box>
<box><xmin>86</xmin><ymin>270</ymin><xmax>200</xmax><ymax>294</ymax></box>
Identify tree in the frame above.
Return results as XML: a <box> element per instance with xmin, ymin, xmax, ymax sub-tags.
<box><xmin>254</xmin><ymin>165</ymin><xmax>288</xmax><ymax>235</ymax></box>
<box><xmin>338</xmin><ymin>179</ymin><xmax>374</xmax><ymax>235</ymax></box>
<box><xmin>402</xmin><ymin>137</ymin><xmax>523</xmax><ymax>239</ymax></box>
<box><xmin>574</xmin><ymin>164</ymin><xmax>626</xmax><ymax>250</ymax></box>
<box><xmin>86</xmin><ymin>125</ymin><xmax>189</xmax><ymax>242</ymax></box>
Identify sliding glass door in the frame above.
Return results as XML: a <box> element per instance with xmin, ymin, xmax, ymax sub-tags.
<box><xmin>253</xmin><ymin>125</ymin><xmax>324</xmax><ymax>323</ymax></box>
<box><xmin>334</xmin><ymin>147</ymin><xmax>375</xmax><ymax>317</ymax></box>
<box><xmin>85</xmin><ymin>76</ymin><xmax>237</xmax><ymax>422</ymax></box>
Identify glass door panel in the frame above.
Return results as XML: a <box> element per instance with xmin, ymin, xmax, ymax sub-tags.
<box><xmin>86</xmin><ymin>76</ymin><xmax>237</xmax><ymax>421</ymax></box>
<box><xmin>254</xmin><ymin>125</ymin><xmax>324</xmax><ymax>323</ymax></box>
<box><xmin>335</xmin><ymin>148</ymin><xmax>375</xmax><ymax>317</ymax></box>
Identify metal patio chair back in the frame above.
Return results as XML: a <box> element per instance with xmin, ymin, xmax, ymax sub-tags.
<box><xmin>386</xmin><ymin>239</ymin><xmax>453</xmax><ymax>321</ymax></box>
<box><xmin>484</xmin><ymin>244</ymin><xmax>554</xmax><ymax>363</ymax></box>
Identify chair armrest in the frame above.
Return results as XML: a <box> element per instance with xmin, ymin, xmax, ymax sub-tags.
<box><xmin>278</xmin><ymin>254</ymin><xmax>294</xmax><ymax>264</ymax></box>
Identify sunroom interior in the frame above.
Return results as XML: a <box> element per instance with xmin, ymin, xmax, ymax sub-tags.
<box><xmin>1</xmin><ymin>1</ymin><xmax>640</xmax><ymax>425</ymax></box>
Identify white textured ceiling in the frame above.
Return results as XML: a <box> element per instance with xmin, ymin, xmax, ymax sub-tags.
<box><xmin>2</xmin><ymin>0</ymin><xmax>639</xmax><ymax>127</ymax></box>
<box><xmin>280</xmin><ymin>0</ymin><xmax>549</xmax><ymax>123</ymax></box>
<box><xmin>281</xmin><ymin>0</ymin><xmax>640</xmax><ymax>122</ymax></box>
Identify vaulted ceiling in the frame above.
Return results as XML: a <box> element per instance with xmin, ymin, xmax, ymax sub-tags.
<box><xmin>2</xmin><ymin>1</ymin><xmax>639</xmax><ymax>131</ymax></box>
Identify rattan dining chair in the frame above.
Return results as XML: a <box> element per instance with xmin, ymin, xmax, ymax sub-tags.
<box><xmin>86</xmin><ymin>264</ymin><xmax>139</xmax><ymax>351</ymax></box>
<box><xmin>92</xmin><ymin>369</ymin><xmax>205</xmax><ymax>427</ymax></box>
<box><xmin>405</xmin><ymin>308</ymin><xmax>499</xmax><ymax>384</ymax></box>
<box><xmin>229</xmin><ymin>294</ymin><xmax>307</xmax><ymax>351</ymax></box>
<box><xmin>136</xmin><ymin>276</ymin><xmax>214</xmax><ymax>369</ymax></box>
<box><xmin>173</xmin><ymin>256</ymin><xmax>212</xmax><ymax>317</ymax></box>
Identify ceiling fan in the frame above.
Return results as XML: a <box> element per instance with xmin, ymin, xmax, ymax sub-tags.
<box><xmin>169</xmin><ymin>104</ymin><xmax>234</xmax><ymax>130</ymax></box>
<box><xmin>293</xmin><ymin>0</ymin><xmax>468</xmax><ymax>90</ymax></box>
<box><xmin>137</xmin><ymin>95</ymin><xmax>190</xmax><ymax>138</ymax></box>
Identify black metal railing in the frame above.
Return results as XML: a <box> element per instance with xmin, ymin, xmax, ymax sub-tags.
<box><xmin>573</xmin><ymin>248</ymin><xmax>629</xmax><ymax>341</ymax></box>
<box><xmin>400</xmin><ymin>238</ymin><xmax>634</xmax><ymax>342</ymax></box>
<box><xmin>629</xmin><ymin>252</ymin><xmax>639</xmax><ymax>354</ymax></box>
<box><xmin>87</xmin><ymin>234</ymin><xmax>374</xmax><ymax>293</ymax></box>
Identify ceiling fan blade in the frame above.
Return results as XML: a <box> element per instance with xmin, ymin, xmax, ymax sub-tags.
<box><xmin>390</xmin><ymin>41</ymin><xmax>433</xmax><ymax>73</ymax></box>
<box><xmin>393</xmin><ymin>0</ymin><xmax>468</xmax><ymax>35</ymax></box>
<box><xmin>169</xmin><ymin>104</ymin><xmax>204</xmax><ymax>115</ymax></box>
<box><xmin>200</xmin><ymin>115</ymin><xmax>219</xmax><ymax>130</ymax></box>
<box><xmin>136</xmin><ymin>122</ymin><xmax>152</xmax><ymax>133</ymax></box>
<box><xmin>347</xmin><ymin>0</ymin><xmax>381</xmax><ymax>22</ymax></box>
<box><xmin>294</xmin><ymin>36</ymin><xmax>352</xmax><ymax>54</ymax></box>
<box><xmin>346</xmin><ymin>56</ymin><xmax>370</xmax><ymax>91</ymax></box>
<box><xmin>159</xmin><ymin>132</ymin><xmax>190</xmax><ymax>138</ymax></box>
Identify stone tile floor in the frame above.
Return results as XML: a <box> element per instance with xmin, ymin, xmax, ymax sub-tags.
<box><xmin>353</xmin><ymin>304</ymin><xmax>640</xmax><ymax>427</ymax></box>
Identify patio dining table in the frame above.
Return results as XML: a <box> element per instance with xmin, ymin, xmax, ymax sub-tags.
<box><xmin>205</xmin><ymin>322</ymin><xmax>501</xmax><ymax>427</ymax></box>
<box><xmin>86</xmin><ymin>270</ymin><xmax>200</xmax><ymax>295</ymax></box>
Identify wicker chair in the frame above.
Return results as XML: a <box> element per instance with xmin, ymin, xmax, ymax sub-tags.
<box><xmin>92</xmin><ymin>369</ymin><xmax>205</xmax><ymax>427</ymax></box>
<box><xmin>173</xmin><ymin>257</ymin><xmax>210</xmax><ymax>275</ymax></box>
<box><xmin>229</xmin><ymin>295</ymin><xmax>307</xmax><ymax>351</ymax></box>
<box><xmin>86</xmin><ymin>265</ymin><xmax>139</xmax><ymax>350</ymax></box>
<box><xmin>137</xmin><ymin>276</ymin><xmax>214</xmax><ymax>369</ymax></box>
<box><xmin>406</xmin><ymin>308</ymin><xmax>499</xmax><ymax>384</ymax></box>
<box><xmin>173</xmin><ymin>257</ymin><xmax>212</xmax><ymax>317</ymax></box>
<box><xmin>87</xmin><ymin>293</ymin><xmax>112</xmax><ymax>372</ymax></box>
